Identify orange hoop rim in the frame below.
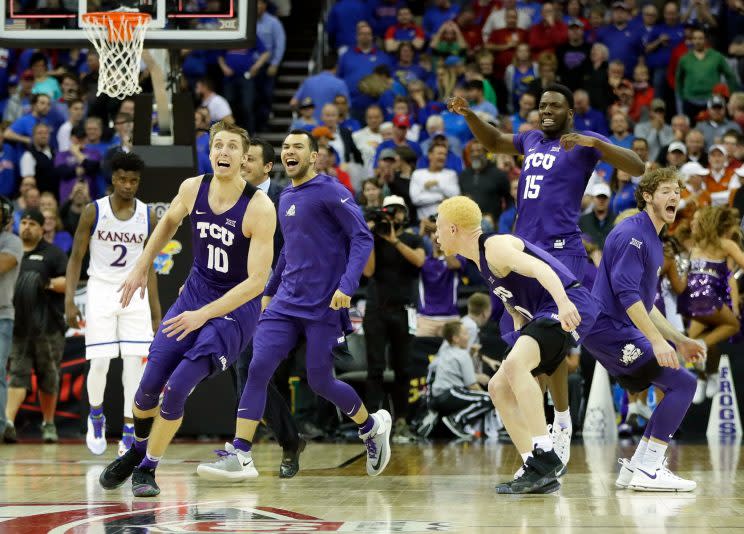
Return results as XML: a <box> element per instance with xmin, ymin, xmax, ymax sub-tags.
<box><xmin>82</xmin><ymin>11</ymin><xmax>151</xmax><ymax>42</ymax></box>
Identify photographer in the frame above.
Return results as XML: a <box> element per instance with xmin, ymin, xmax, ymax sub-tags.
<box><xmin>362</xmin><ymin>195</ymin><xmax>425</xmax><ymax>442</ymax></box>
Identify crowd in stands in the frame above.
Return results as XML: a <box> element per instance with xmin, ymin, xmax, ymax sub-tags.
<box><xmin>2</xmin><ymin>0</ymin><xmax>744</xmax><ymax>441</ymax></box>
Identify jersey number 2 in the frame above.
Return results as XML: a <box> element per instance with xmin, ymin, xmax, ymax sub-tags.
<box><xmin>207</xmin><ymin>243</ymin><xmax>229</xmax><ymax>273</ymax></box>
<box><xmin>111</xmin><ymin>244</ymin><xmax>127</xmax><ymax>267</ymax></box>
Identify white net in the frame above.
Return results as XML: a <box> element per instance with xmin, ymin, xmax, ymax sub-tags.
<box><xmin>81</xmin><ymin>11</ymin><xmax>151</xmax><ymax>100</ymax></box>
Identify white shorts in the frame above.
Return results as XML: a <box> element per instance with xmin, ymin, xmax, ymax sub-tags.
<box><xmin>85</xmin><ymin>278</ymin><xmax>154</xmax><ymax>359</ymax></box>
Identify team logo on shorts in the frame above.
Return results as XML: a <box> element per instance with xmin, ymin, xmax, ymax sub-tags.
<box><xmin>621</xmin><ymin>343</ymin><xmax>643</xmax><ymax>366</ymax></box>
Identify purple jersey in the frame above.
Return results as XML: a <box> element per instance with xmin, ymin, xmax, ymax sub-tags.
<box><xmin>264</xmin><ymin>174</ymin><xmax>373</xmax><ymax>321</ymax></box>
<box><xmin>190</xmin><ymin>173</ymin><xmax>255</xmax><ymax>291</ymax></box>
<box><xmin>591</xmin><ymin>210</ymin><xmax>664</xmax><ymax>327</ymax></box>
<box><xmin>418</xmin><ymin>255</ymin><xmax>465</xmax><ymax>317</ymax></box>
<box><xmin>477</xmin><ymin>234</ymin><xmax>599</xmax><ymax>344</ymax></box>
<box><xmin>677</xmin><ymin>258</ymin><xmax>731</xmax><ymax>317</ymax></box>
<box><xmin>513</xmin><ymin>129</ymin><xmax>609</xmax><ymax>257</ymax></box>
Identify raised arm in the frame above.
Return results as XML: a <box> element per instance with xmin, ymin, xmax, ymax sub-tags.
<box><xmin>447</xmin><ymin>96</ymin><xmax>518</xmax><ymax>155</ymax></box>
<box><xmin>64</xmin><ymin>202</ymin><xmax>96</xmax><ymax>328</ymax></box>
<box><xmin>560</xmin><ymin>133</ymin><xmax>645</xmax><ymax>176</ymax></box>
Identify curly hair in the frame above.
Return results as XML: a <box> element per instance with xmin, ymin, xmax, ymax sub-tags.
<box><xmin>691</xmin><ymin>206</ymin><xmax>742</xmax><ymax>248</ymax></box>
<box><xmin>634</xmin><ymin>167</ymin><xmax>683</xmax><ymax>210</ymax></box>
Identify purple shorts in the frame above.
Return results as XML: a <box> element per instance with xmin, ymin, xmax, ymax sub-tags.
<box><xmin>582</xmin><ymin>315</ymin><xmax>655</xmax><ymax>378</ymax></box>
<box><xmin>148</xmin><ymin>271</ymin><xmax>261</xmax><ymax>375</ymax></box>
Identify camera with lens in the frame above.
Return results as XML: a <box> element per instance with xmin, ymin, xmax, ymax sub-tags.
<box><xmin>365</xmin><ymin>207</ymin><xmax>395</xmax><ymax>236</ymax></box>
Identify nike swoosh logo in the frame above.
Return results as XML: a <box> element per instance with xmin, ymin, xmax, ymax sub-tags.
<box><xmin>242</xmin><ymin>459</ymin><xmax>253</xmax><ymax>467</ymax></box>
<box><xmin>372</xmin><ymin>443</ymin><xmax>385</xmax><ymax>471</ymax></box>
<box><xmin>341</xmin><ymin>198</ymin><xmax>350</xmax><ymax>203</ymax></box>
<box><xmin>346</xmin><ymin>404</ymin><xmax>357</xmax><ymax>416</ymax></box>
<box><xmin>223</xmin><ymin>316</ymin><xmax>235</xmax><ymax>321</ymax></box>
<box><xmin>195</xmin><ymin>210</ymin><xmax>206</xmax><ymax>214</ymax></box>
<box><xmin>237</xmin><ymin>408</ymin><xmax>249</xmax><ymax>412</ymax></box>
<box><xmin>637</xmin><ymin>468</ymin><xmax>657</xmax><ymax>479</ymax></box>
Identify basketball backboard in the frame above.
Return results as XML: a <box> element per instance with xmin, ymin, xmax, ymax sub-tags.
<box><xmin>1</xmin><ymin>0</ymin><xmax>255</xmax><ymax>49</ymax></box>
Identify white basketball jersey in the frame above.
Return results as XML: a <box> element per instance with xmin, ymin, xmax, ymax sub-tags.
<box><xmin>87</xmin><ymin>196</ymin><xmax>150</xmax><ymax>284</ymax></box>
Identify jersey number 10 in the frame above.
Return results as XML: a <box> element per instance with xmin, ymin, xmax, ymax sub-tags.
<box><xmin>206</xmin><ymin>243</ymin><xmax>229</xmax><ymax>273</ymax></box>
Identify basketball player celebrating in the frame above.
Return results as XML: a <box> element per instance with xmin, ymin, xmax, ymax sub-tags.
<box><xmin>196</xmin><ymin>130</ymin><xmax>388</xmax><ymax>481</ymax></box>
<box><xmin>435</xmin><ymin>196</ymin><xmax>599</xmax><ymax>494</ymax></box>
<box><xmin>98</xmin><ymin>121</ymin><xmax>276</xmax><ymax>497</ymax></box>
<box><xmin>448</xmin><ymin>85</ymin><xmax>644</xmax><ymax>474</ymax></box>
<box><xmin>583</xmin><ymin>168</ymin><xmax>704</xmax><ymax>492</ymax></box>
<box><xmin>65</xmin><ymin>152</ymin><xmax>161</xmax><ymax>457</ymax></box>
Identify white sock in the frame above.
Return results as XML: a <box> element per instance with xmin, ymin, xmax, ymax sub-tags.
<box><xmin>629</xmin><ymin>438</ymin><xmax>648</xmax><ymax>468</ymax></box>
<box><xmin>553</xmin><ymin>408</ymin><xmax>572</xmax><ymax>431</ymax></box>
<box><xmin>532</xmin><ymin>434</ymin><xmax>553</xmax><ymax>452</ymax></box>
<box><xmin>640</xmin><ymin>440</ymin><xmax>667</xmax><ymax>472</ymax></box>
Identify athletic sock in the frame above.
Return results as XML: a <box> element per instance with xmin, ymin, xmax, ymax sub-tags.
<box><xmin>233</xmin><ymin>438</ymin><xmax>252</xmax><ymax>453</ymax></box>
<box><xmin>359</xmin><ymin>416</ymin><xmax>375</xmax><ymax>436</ymax></box>
<box><xmin>138</xmin><ymin>452</ymin><xmax>160</xmax><ymax>470</ymax></box>
<box><xmin>629</xmin><ymin>438</ymin><xmax>648</xmax><ymax>468</ymax></box>
<box><xmin>122</xmin><ymin>424</ymin><xmax>134</xmax><ymax>435</ymax></box>
<box><xmin>532</xmin><ymin>434</ymin><xmax>554</xmax><ymax>452</ymax></box>
<box><xmin>90</xmin><ymin>406</ymin><xmax>103</xmax><ymax>419</ymax></box>
<box><xmin>133</xmin><ymin>438</ymin><xmax>148</xmax><ymax>455</ymax></box>
<box><xmin>553</xmin><ymin>408</ymin><xmax>572</xmax><ymax>431</ymax></box>
<box><xmin>640</xmin><ymin>440</ymin><xmax>667</xmax><ymax>472</ymax></box>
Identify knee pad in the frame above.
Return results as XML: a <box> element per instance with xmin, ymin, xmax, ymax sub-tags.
<box><xmin>133</xmin><ymin>414</ymin><xmax>154</xmax><ymax>438</ymax></box>
<box><xmin>159</xmin><ymin>381</ymin><xmax>190</xmax><ymax>420</ymax></box>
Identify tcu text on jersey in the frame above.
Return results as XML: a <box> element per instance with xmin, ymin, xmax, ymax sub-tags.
<box><xmin>196</xmin><ymin>221</ymin><xmax>235</xmax><ymax>247</ymax></box>
<box><xmin>522</xmin><ymin>152</ymin><xmax>556</xmax><ymax>171</ymax></box>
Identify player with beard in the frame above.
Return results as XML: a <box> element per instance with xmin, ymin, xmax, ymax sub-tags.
<box><xmin>98</xmin><ymin>121</ymin><xmax>276</xmax><ymax>497</ymax></box>
<box><xmin>196</xmin><ymin>130</ymin><xmax>390</xmax><ymax>482</ymax></box>
<box><xmin>447</xmin><ymin>84</ymin><xmax>645</xmax><ymax>476</ymax></box>
<box><xmin>582</xmin><ymin>168</ymin><xmax>704</xmax><ymax>492</ymax></box>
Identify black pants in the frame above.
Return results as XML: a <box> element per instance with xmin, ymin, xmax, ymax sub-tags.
<box><xmin>363</xmin><ymin>306</ymin><xmax>411</xmax><ymax>419</ymax></box>
<box><xmin>233</xmin><ymin>339</ymin><xmax>301</xmax><ymax>452</ymax></box>
<box><xmin>432</xmin><ymin>387</ymin><xmax>493</xmax><ymax>425</ymax></box>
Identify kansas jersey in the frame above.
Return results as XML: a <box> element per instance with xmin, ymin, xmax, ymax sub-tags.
<box><xmin>513</xmin><ymin>129</ymin><xmax>609</xmax><ymax>256</ymax></box>
<box><xmin>88</xmin><ymin>196</ymin><xmax>150</xmax><ymax>284</ymax></box>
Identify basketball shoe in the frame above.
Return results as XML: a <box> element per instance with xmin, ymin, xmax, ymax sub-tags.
<box><xmin>360</xmin><ymin>409</ymin><xmax>392</xmax><ymax>476</ymax></box>
<box><xmin>548</xmin><ymin>424</ymin><xmax>571</xmax><ymax>476</ymax></box>
<box><xmin>628</xmin><ymin>463</ymin><xmax>696</xmax><ymax>492</ymax></box>
<box><xmin>86</xmin><ymin>414</ymin><xmax>107</xmax><ymax>455</ymax></box>
<box><xmin>132</xmin><ymin>466</ymin><xmax>160</xmax><ymax>497</ymax></box>
<box><xmin>196</xmin><ymin>442</ymin><xmax>259</xmax><ymax>481</ymax></box>
<box><xmin>615</xmin><ymin>458</ymin><xmax>635</xmax><ymax>488</ymax></box>
<box><xmin>100</xmin><ymin>446</ymin><xmax>145</xmax><ymax>489</ymax></box>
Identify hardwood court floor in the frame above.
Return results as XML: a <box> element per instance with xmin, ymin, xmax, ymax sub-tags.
<box><xmin>0</xmin><ymin>439</ymin><xmax>741</xmax><ymax>533</ymax></box>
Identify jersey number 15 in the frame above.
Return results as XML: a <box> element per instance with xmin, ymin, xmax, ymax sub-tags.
<box><xmin>523</xmin><ymin>175</ymin><xmax>544</xmax><ymax>200</ymax></box>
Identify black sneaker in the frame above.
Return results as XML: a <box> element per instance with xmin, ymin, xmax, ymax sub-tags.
<box><xmin>100</xmin><ymin>446</ymin><xmax>144</xmax><ymax>490</ymax></box>
<box><xmin>496</xmin><ymin>477</ymin><xmax>561</xmax><ymax>494</ymax></box>
<box><xmin>3</xmin><ymin>422</ymin><xmax>17</xmax><ymax>443</ymax></box>
<box><xmin>279</xmin><ymin>438</ymin><xmax>307</xmax><ymax>479</ymax></box>
<box><xmin>442</xmin><ymin>415</ymin><xmax>472</xmax><ymax>440</ymax></box>
<box><xmin>510</xmin><ymin>448</ymin><xmax>563</xmax><ymax>494</ymax></box>
<box><xmin>132</xmin><ymin>467</ymin><xmax>160</xmax><ymax>497</ymax></box>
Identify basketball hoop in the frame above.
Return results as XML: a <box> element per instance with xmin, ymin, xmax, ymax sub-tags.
<box><xmin>82</xmin><ymin>10</ymin><xmax>151</xmax><ymax>100</ymax></box>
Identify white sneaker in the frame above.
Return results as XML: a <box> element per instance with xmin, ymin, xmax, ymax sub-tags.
<box><xmin>629</xmin><ymin>464</ymin><xmax>696</xmax><ymax>492</ymax></box>
<box><xmin>360</xmin><ymin>409</ymin><xmax>392</xmax><ymax>476</ymax></box>
<box><xmin>548</xmin><ymin>424</ymin><xmax>571</xmax><ymax>477</ymax></box>
<box><xmin>706</xmin><ymin>374</ymin><xmax>719</xmax><ymax>399</ymax></box>
<box><xmin>196</xmin><ymin>443</ymin><xmax>259</xmax><ymax>481</ymax></box>
<box><xmin>86</xmin><ymin>415</ymin><xmax>107</xmax><ymax>456</ymax></box>
<box><xmin>615</xmin><ymin>458</ymin><xmax>635</xmax><ymax>488</ymax></box>
<box><xmin>693</xmin><ymin>379</ymin><xmax>706</xmax><ymax>405</ymax></box>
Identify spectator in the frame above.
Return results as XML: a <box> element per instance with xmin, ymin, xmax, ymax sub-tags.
<box><xmin>510</xmin><ymin>92</ymin><xmax>536</xmax><ymax>133</ymax></box>
<box><xmin>315</xmin><ymin>145</ymin><xmax>354</xmax><ymax>193</ymax></box>
<box><xmin>49</xmin><ymin>73</ymin><xmax>80</xmax><ymax>129</ymax></box>
<box><xmin>103</xmin><ymin>112</ymin><xmax>135</xmax><ymax>173</ymax></box>
<box><xmin>56</xmin><ymin>98</ymin><xmax>85</xmax><ymax>153</ymax></box>
<box><xmin>456</xmin><ymin>5</ymin><xmax>485</xmax><ymax>52</ymax></box>
<box><xmin>19</xmin><ymin>123</ymin><xmax>55</xmax><ymax>197</ymax></box>
<box><xmin>485</xmin><ymin>8</ymin><xmax>529</xmax><ymax>79</ymax></box>
<box><xmin>596</xmin><ymin>112</ymin><xmax>635</xmax><ymax>181</ymax></box>
<box><xmin>677</xmin><ymin>161</ymin><xmax>712</xmax><ymax>223</ymax></box>
<box><xmin>573</xmin><ymin>89</ymin><xmax>610</xmax><ymax>136</ymax></box>
<box><xmin>430</xmin><ymin>321</ymin><xmax>493</xmax><ymax>439</ymax></box>
<box><xmin>0</xmin><ymin>124</ymin><xmax>16</xmax><ymax>198</ymax></box>
<box><xmin>392</xmin><ymin>42</ymin><xmax>429</xmax><ymax>87</ymax></box>
<box><xmin>526</xmin><ymin>52</ymin><xmax>559</xmax><ymax>102</ymax></box>
<box><xmin>663</xmin><ymin>140</ymin><xmax>690</xmax><ymax>169</ymax></box>
<box><xmin>362</xmin><ymin>194</ymin><xmax>425</xmax><ymax>442</ymax></box>
<box><xmin>359</xmin><ymin>177</ymin><xmax>383</xmax><ymax>212</ymax></box>
<box><xmin>390</xmin><ymin>145</ymin><xmax>417</xmax><ymax>218</ymax></box>
<box><xmin>353</xmin><ymin>104</ymin><xmax>384</xmax><ymax>175</ymax></box>
<box><xmin>410</xmin><ymin>144</ymin><xmax>461</xmax><ymax>221</ymax></box>
<box><xmin>3</xmin><ymin>93</ymin><xmax>52</xmax><ymax>149</ymax></box>
<box><xmin>60</xmin><ymin>180</ymin><xmax>90</xmax><ymax>235</ymax></box>
<box><xmin>12</xmin><ymin>176</ymin><xmax>35</xmax><ymax>213</ymax></box>
<box><xmin>3</xmin><ymin>209</ymin><xmax>67</xmax><ymax>444</ymax></box>
<box><xmin>370</xmin><ymin>0</ymin><xmax>403</xmax><ymax>38</ymax></box>
<box><xmin>706</xmin><ymin>144</ymin><xmax>739</xmax><ymax>206</ymax></box>
<box><xmin>681</xmin><ymin>0</ymin><xmax>720</xmax><ymax>29</ymax></box>
<box><xmin>195</xmin><ymin>77</ymin><xmax>234</xmax><ymax>123</ymax></box>
<box><xmin>219</xmin><ymin>38</ymin><xmax>271</xmax><ymax>134</ymax></box>
<box><xmin>384</xmin><ymin>6</ymin><xmax>425</xmax><ymax>53</ymax></box>
<box><xmin>2</xmin><ymin>72</ymin><xmax>34</xmax><ymax>124</ymax></box>
<box><xmin>430</xmin><ymin>21</ymin><xmax>468</xmax><ymax>69</ymax></box>
<box><xmin>54</xmin><ymin>126</ymin><xmax>102</xmax><ymax>202</ymax></box>
<box><xmin>698</xmin><ymin>95</ymin><xmax>742</xmax><ymax>147</ymax></box>
<box><xmin>459</xmin><ymin>140</ymin><xmax>510</xmax><ymax>221</ymax></box>
<box><xmin>319</xmin><ymin>103</ymin><xmax>362</xmax><ymax>168</ymax></box>
<box><xmin>584</xmin><ymin>43</ymin><xmax>611</xmax><ymax>110</ymax></box>
<box><xmin>0</xmin><ymin>197</ymin><xmax>21</xmax><ymax>441</ymax></box>
<box><xmin>656</xmin><ymin>114</ymin><xmax>693</xmax><ymax>164</ymax></box>
<box><xmin>666</xmin><ymin>22</ymin><xmax>695</xmax><ymax>96</ymax></box>
<box><xmin>483</xmin><ymin>0</ymin><xmax>532</xmax><ymax>39</ymax></box>
<box><xmin>676</xmin><ymin>28</ymin><xmax>740</xmax><ymax>120</ymax></box>
<box><xmin>634</xmin><ymin>98</ymin><xmax>675</xmax><ymax>162</ymax></box>
<box><xmin>498</xmin><ymin>178</ymin><xmax>518</xmax><ymax>233</ymax></box>
<box><xmin>631</xmin><ymin>137</ymin><xmax>651</xmax><ymax>170</ymax></box>
<box><xmin>334</xmin><ymin>94</ymin><xmax>362</xmax><ymax>132</ymax></box>
<box><xmin>597</xmin><ymin>1</ymin><xmax>643</xmax><ymax>77</ymax></box>
<box><xmin>629</xmin><ymin>64</ymin><xmax>654</xmax><ymax>123</ymax></box>
<box><xmin>609</xmin><ymin>169</ymin><xmax>638</xmax><ymax>214</ymax></box>
<box><xmin>461</xmin><ymin>292</ymin><xmax>493</xmax><ymax>352</ymax></box>
<box><xmin>417</xmin><ymin>134</ymin><xmax>463</xmax><ymax>173</ymax></box>
<box><xmin>504</xmin><ymin>43</ymin><xmax>538</xmax><ymax>113</ymax></box>
<box><xmin>290</xmin><ymin>97</ymin><xmax>318</xmax><ymax>131</ymax></box>
<box><xmin>644</xmin><ymin>1</ymin><xmax>684</xmax><ymax>97</ymax></box>
<box><xmin>556</xmin><ymin>18</ymin><xmax>592</xmax><ymax>92</ymax></box>
<box><xmin>12</xmin><ymin>186</ymin><xmax>39</xmax><ymax>234</ymax></box>
<box><xmin>194</xmin><ymin>107</ymin><xmax>211</xmax><ymax>175</ymax></box>
<box><xmin>374</xmin><ymin>113</ymin><xmax>422</xmax><ymax>168</ymax></box>
<box><xmin>416</xmin><ymin>219</ymin><xmax>464</xmax><ymax>337</ymax></box>
<box><xmin>337</xmin><ymin>22</ymin><xmax>392</xmax><ymax>117</ymax></box>
<box><xmin>686</xmin><ymin>128</ymin><xmax>709</xmax><ymax>166</ymax></box>
<box><xmin>325</xmin><ymin>0</ymin><xmax>372</xmax><ymax>52</ymax></box>
<box><xmin>723</xmin><ymin>130</ymin><xmax>744</xmax><ymax>168</ymax></box>
<box><xmin>291</xmin><ymin>54</ymin><xmax>349</xmax><ymax>121</ymax></box>
<box><xmin>421</xmin><ymin>114</ymin><xmax>462</xmax><ymax>157</ymax></box>
<box><xmin>41</xmin><ymin>208</ymin><xmax>72</xmax><ymax>255</ymax></box>
<box><xmin>423</xmin><ymin>0</ymin><xmax>460</xmax><ymax>38</ymax></box>
<box><xmin>465</xmin><ymin>80</ymin><xmax>497</xmax><ymax>118</ymax></box>
<box><xmin>579</xmin><ymin>182</ymin><xmax>615</xmax><ymax>249</ymax></box>
<box><xmin>528</xmin><ymin>2</ymin><xmax>568</xmax><ymax>57</ymax></box>
<box><xmin>29</xmin><ymin>53</ymin><xmax>61</xmax><ymax>101</ymax></box>
<box><xmin>255</xmin><ymin>0</ymin><xmax>286</xmax><ymax>132</ymax></box>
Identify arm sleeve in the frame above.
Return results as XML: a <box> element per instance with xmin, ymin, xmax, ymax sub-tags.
<box><xmin>327</xmin><ymin>191</ymin><xmax>374</xmax><ymax>296</ymax></box>
<box><xmin>271</xmin><ymin>19</ymin><xmax>286</xmax><ymax>65</ymax></box>
<box><xmin>608</xmin><ymin>234</ymin><xmax>647</xmax><ymax>310</ymax></box>
<box><xmin>512</xmin><ymin>130</ymin><xmax>527</xmax><ymax>154</ymax></box>
<box><xmin>19</xmin><ymin>152</ymin><xmax>35</xmax><ymax>177</ymax></box>
<box><xmin>264</xmin><ymin>245</ymin><xmax>286</xmax><ymax>297</ymax></box>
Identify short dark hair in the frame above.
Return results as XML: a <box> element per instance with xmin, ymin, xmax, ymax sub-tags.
<box><xmin>70</xmin><ymin>125</ymin><xmax>86</xmax><ymax>139</ymax></box>
<box><xmin>29</xmin><ymin>52</ymin><xmax>47</xmax><ymax>68</ymax></box>
<box><xmin>632</xmin><ymin>137</ymin><xmax>649</xmax><ymax>148</ymax></box>
<box><xmin>395</xmin><ymin>145</ymin><xmax>417</xmax><ymax>166</ymax></box>
<box><xmin>442</xmin><ymin>321</ymin><xmax>463</xmax><ymax>343</ymax></box>
<box><xmin>249</xmin><ymin>137</ymin><xmax>275</xmax><ymax>166</ymax></box>
<box><xmin>541</xmin><ymin>83</ymin><xmax>574</xmax><ymax>109</ymax></box>
<box><xmin>373</xmin><ymin>64</ymin><xmax>391</xmax><ymax>77</ymax></box>
<box><xmin>197</xmin><ymin>77</ymin><xmax>216</xmax><ymax>92</ymax></box>
<box><xmin>287</xmin><ymin>129</ymin><xmax>318</xmax><ymax>152</ymax></box>
<box><xmin>465</xmin><ymin>79</ymin><xmax>484</xmax><ymax>92</ymax></box>
<box><xmin>322</xmin><ymin>53</ymin><xmax>338</xmax><ymax>70</ymax></box>
<box><xmin>67</xmin><ymin>98</ymin><xmax>84</xmax><ymax>109</ymax></box>
<box><xmin>467</xmin><ymin>292</ymin><xmax>491</xmax><ymax>315</ymax></box>
<box><xmin>110</xmin><ymin>151</ymin><xmax>145</xmax><ymax>174</ymax></box>
<box><xmin>30</xmin><ymin>93</ymin><xmax>49</xmax><ymax>106</ymax></box>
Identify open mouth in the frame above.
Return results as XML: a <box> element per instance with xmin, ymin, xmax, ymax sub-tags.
<box><xmin>285</xmin><ymin>158</ymin><xmax>299</xmax><ymax>171</ymax></box>
<box><xmin>216</xmin><ymin>161</ymin><xmax>230</xmax><ymax>169</ymax></box>
<box><xmin>665</xmin><ymin>205</ymin><xmax>677</xmax><ymax>216</ymax></box>
<box><xmin>542</xmin><ymin>118</ymin><xmax>555</xmax><ymax>127</ymax></box>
